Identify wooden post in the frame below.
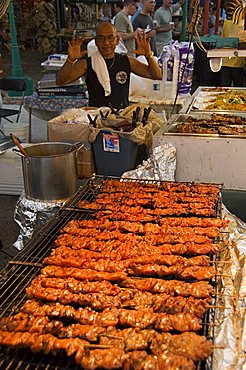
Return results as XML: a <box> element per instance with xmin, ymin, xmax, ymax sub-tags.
<box><xmin>214</xmin><ymin>0</ymin><xmax>221</xmax><ymax>35</ymax></box>
<box><xmin>181</xmin><ymin>0</ymin><xmax>187</xmax><ymax>41</ymax></box>
<box><xmin>203</xmin><ymin>0</ymin><xmax>209</xmax><ymax>35</ymax></box>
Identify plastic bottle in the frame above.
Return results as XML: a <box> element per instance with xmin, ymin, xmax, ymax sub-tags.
<box><xmin>152</xmin><ymin>81</ymin><xmax>161</xmax><ymax>98</ymax></box>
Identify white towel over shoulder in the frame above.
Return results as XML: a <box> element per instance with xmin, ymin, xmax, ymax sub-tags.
<box><xmin>91</xmin><ymin>50</ymin><xmax>111</xmax><ymax>96</ymax></box>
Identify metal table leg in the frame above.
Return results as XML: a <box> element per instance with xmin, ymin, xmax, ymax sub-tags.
<box><xmin>28</xmin><ymin>106</ymin><xmax>32</xmax><ymax>142</ymax></box>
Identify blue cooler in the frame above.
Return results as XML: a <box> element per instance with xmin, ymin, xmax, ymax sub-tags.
<box><xmin>92</xmin><ymin>130</ymin><xmax>139</xmax><ymax>177</ymax></box>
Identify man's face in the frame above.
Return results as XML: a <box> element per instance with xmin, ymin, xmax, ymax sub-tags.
<box><xmin>95</xmin><ymin>23</ymin><xmax>119</xmax><ymax>58</ymax></box>
<box><xmin>145</xmin><ymin>0</ymin><xmax>156</xmax><ymax>13</ymax></box>
<box><xmin>163</xmin><ymin>0</ymin><xmax>173</xmax><ymax>8</ymax></box>
<box><xmin>128</xmin><ymin>2</ymin><xmax>139</xmax><ymax>16</ymax></box>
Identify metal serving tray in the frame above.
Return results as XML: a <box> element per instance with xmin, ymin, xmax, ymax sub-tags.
<box><xmin>165</xmin><ymin>112</ymin><xmax>246</xmax><ymax>138</ymax></box>
<box><xmin>181</xmin><ymin>86</ymin><xmax>246</xmax><ymax>114</ymax></box>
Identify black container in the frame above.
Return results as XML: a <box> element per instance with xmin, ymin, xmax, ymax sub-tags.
<box><xmin>191</xmin><ymin>40</ymin><xmax>221</xmax><ymax>93</ymax></box>
<box><xmin>92</xmin><ymin>130</ymin><xmax>138</xmax><ymax>177</ymax></box>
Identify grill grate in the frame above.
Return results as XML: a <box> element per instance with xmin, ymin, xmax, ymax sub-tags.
<box><xmin>0</xmin><ymin>175</ymin><xmax>223</xmax><ymax>369</ymax></box>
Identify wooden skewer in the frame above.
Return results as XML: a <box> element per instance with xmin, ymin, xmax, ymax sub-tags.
<box><xmin>216</xmin><ymin>274</ymin><xmax>233</xmax><ymax>278</ymax></box>
<box><xmin>8</xmin><ymin>260</ymin><xmax>43</xmax><ymax>268</ymax></box>
<box><xmin>61</xmin><ymin>207</ymin><xmax>96</xmax><ymax>213</ymax></box>
<box><xmin>214</xmin><ymin>292</ymin><xmax>236</xmax><ymax>297</ymax></box>
<box><xmin>212</xmin><ymin>345</ymin><xmax>225</xmax><ymax>349</ymax></box>
<box><xmin>212</xmin><ymin>260</ymin><xmax>231</xmax><ymax>264</ymax></box>
<box><xmin>203</xmin><ymin>323</ymin><xmax>220</xmax><ymax>327</ymax></box>
<box><xmin>207</xmin><ymin>305</ymin><xmax>229</xmax><ymax>309</ymax></box>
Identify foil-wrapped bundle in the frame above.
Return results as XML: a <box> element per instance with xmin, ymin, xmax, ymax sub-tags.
<box><xmin>212</xmin><ymin>205</ymin><xmax>246</xmax><ymax>369</ymax></box>
<box><xmin>13</xmin><ymin>193</ymin><xmax>65</xmax><ymax>250</ymax></box>
<box><xmin>122</xmin><ymin>143</ymin><xmax>176</xmax><ymax>181</ymax></box>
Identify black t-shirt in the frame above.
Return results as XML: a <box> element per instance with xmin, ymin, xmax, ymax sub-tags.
<box><xmin>86</xmin><ymin>53</ymin><xmax>131</xmax><ymax>109</ymax></box>
<box><xmin>132</xmin><ymin>13</ymin><xmax>157</xmax><ymax>56</ymax></box>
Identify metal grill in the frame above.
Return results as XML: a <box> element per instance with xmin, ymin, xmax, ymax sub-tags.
<box><xmin>0</xmin><ymin>175</ymin><xmax>223</xmax><ymax>369</ymax></box>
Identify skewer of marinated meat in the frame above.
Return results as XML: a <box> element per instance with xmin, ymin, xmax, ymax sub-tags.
<box><xmin>100</xmin><ymin>328</ymin><xmax>213</xmax><ymax>361</ymax></box>
<box><xmin>55</xmin><ymin>231</ymin><xmax>214</xmax><ymax>248</ymax></box>
<box><xmin>78</xmin><ymin>195</ymin><xmax>217</xmax><ymax>210</ymax></box>
<box><xmin>49</xmin><ymin>242</ymin><xmax>221</xmax><ymax>262</ymax></box>
<box><xmin>99</xmin><ymin>179</ymin><xmax>220</xmax><ymax>195</ymax></box>
<box><xmin>97</xmin><ymin>188</ymin><xmax>218</xmax><ymax>201</ymax></box>
<box><xmin>121</xmin><ymin>278</ymin><xmax>213</xmax><ymax>298</ymax></box>
<box><xmin>26</xmin><ymin>280</ymin><xmax>210</xmax><ymax>320</ymax></box>
<box><xmin>79</xmin><ymin>202</ymin><xmax>217</xmax><ymax>218</ymax></box>
<box><xmin>0</xmin><ymin>326</ymin><xmax>213</xmax><ymax>362</ymax></box>
<box><xmin>38</xmin><ymin>278</ymin><xmax>121</xmax><ymax>296</ymax></box>
<box><xmin>128</xmin><ymin>264</ymin><xmax>217</xmax><ymax>280</ymax></box>
<box><xmin>43</xmin><ymin>254</ymin><xmax>212</xmax><ymax>272</ymax></box>
<box><xmin>21</xmin><ymin>300</ymin><xmax>119</xmax><ymax>326</ymax></box>
<box><xmin>20</xmin><ymin>291</ymin><xmax>211</xmax><ymax>322</ymax></box>
<box><xmin>0</xmin><ymin>330</ymin><xmax>124</xmax><ymax>369</ymax></box>
<box><xmin>40</xmin><ymin>266</ymin><xmax>127</xmax><ymax>282</ymax></box>
<box><xmin>61</xmin><ymin>219</ymin><xmax>223</xmax><ymax>238</ymax></box>
<box><xmin>40</xmin><ymin>263</ymin><xmax>216</xmax><ymax>282</ymax></box>
<box><xmin>0</xmin><ymin>314</ymin><xmax>106</xmax><ymax>342</ymax></box>
<box><xmin>26</xmin><ymin>283</ymin><xmax>123</xmax><ymax>309</ymax></box>
<box><xmin>95</xmin><ymin>207</ymin><xmax>216</xmax><ymax>220</ymax></box>
<box><xmin>60</xmin><ymin>218</ymin><xmax>228</xmax><ymax>239</ymax></box>
<box><xmin>159</xmin><ymin>217</ymin><xmax>228</xmax><ymax>228</ymax></box>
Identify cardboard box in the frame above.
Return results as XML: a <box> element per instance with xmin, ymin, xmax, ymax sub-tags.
<box><xmin>48</xmin><ymin>122</ymin><xmax>90</xmax><ymax>142</ymax></box>
<box><xmin>47</xmin><ymin>123</ymin><xmax>95</xmax><ymax>178</ymax></box>
<box><xmin>77</xmin><ymin>148</ymin><xmax>95</xmax><ymax>178</ymax></box>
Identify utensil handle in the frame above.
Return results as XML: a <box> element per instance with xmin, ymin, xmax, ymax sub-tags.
<box><xmin>10</xmin><ymin>133</ymin><xmax>28</xmax><ymax>157</ymax></box>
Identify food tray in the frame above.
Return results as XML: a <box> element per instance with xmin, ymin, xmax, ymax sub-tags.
<box><xmin>181</xmin><ymin>87</ymin><xmax>246</xmax><ymax>114</ymax></box>
<box><xmin>166</xmin><ymin>112</ymin><xmax>246</xmax><ymax>137</ymax></box>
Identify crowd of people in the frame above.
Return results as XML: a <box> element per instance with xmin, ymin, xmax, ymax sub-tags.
<box><xmin>86</xmin><ymin>0</ymin><xmax>245</xmax><ymax>88</ymax></box>
<box><xmin>108</xmin><ymin>0</ymin><xmax>184</xmax><ymax>57</ymax></box>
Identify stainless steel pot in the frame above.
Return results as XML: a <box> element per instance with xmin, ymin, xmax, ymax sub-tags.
<box><xmin>13</xmin><ymin>142</ymin><xmax>79</xmax><ymax>201</ymax></box>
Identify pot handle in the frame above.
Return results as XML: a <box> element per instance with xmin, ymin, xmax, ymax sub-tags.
<box><xmin>12</xmin><ymin>148</ymin><xmax>26</xmax><ymax>157</ymax></box>
<box><xmin>72</xmin><ymin>141</ymin><xmax>91</xmax><ymax>158</ymax></box>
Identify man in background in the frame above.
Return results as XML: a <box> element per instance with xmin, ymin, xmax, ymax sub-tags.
<box><xmin>133</xmin><ymin>0</ymin><xmax>157</xmax><ymax>56</ymax></box>
<box><xmin>112</xmin><ymin>1</ymin><xmax>124</xmax><ymax>23</ymax></box>
<box><xmin>154</xmin><ymin>0</ymin><xmax>183</xmax><ymax>55</ymax></box>
<box><xmin>114</xmin><ymin>0</ymin><xmax>141</xmax><ymax>56</ymax></box>
<box><xmin>131</xmin><ymin>0</ymin><xmax>143</xmax><ymax>22</ymax></box>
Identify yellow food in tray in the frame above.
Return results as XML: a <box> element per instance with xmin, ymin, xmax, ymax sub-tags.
<box><xmin>205</xmin><ymin>92</ymin><xmax>246</xmax><ymax>111</ymax></box>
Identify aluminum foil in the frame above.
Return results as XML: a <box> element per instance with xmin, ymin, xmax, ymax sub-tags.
<box><xmin>121</xmin><ymin>144</ymin><xmax>176</xmax><ymax>181</ymax></box>
<box><xmin>212</xmin><ymin>205</ymin><xmax>246</xmax><ymax>369</ymax></box>
<box><xmin>13</xmin><ymin>193</ymin><xmax>65</xmax><ymax>250</ymax></box>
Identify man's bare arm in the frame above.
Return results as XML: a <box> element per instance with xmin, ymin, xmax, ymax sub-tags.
<box><xmin>56</xmin><ymin>37</ymin><xmax>87</xmax><ymax>86</ymax></box>
<box><xmin>56</xmin><ymin>58</ymin><xmax>87</xmax><ymax>86</ymax></box>
<box><xmin>130</xmin><ymin>32</ymin><xmax>162</xmax><ymax>80</ymax></box>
